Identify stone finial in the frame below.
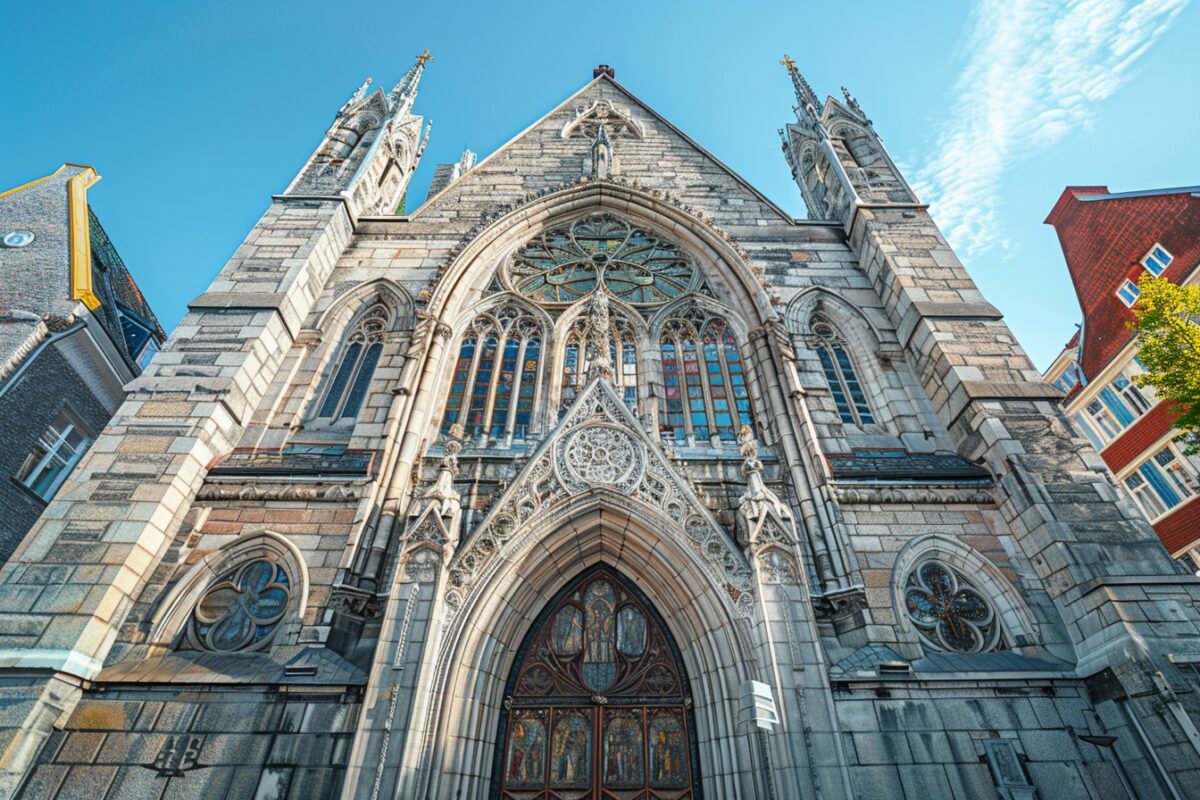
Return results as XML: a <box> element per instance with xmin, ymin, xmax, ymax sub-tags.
<box><xmin>585</xmin><ymin>289</ymin><xmax>614</xmax><ymax>381</ymax></box>
<box><xmin>734</xmin><ymin>425</ymin><xmax>794</xmax><ymax>549</ymax></box>
<box><xmin>339</xmin><ymin>77</ymin><xmax>372</xmax><ymax>116</ymax></box>
<box><xmin>840</xmin><ymin>86</ymin><xmax>862</xmax><ymax>115</ymax></box>
<box><xmin>415</xmin><ymin>425</ymin><xmax>465</xmax><ymax>540</ymax></box>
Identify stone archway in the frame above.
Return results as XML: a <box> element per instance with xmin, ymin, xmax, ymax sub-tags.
<box><xmin>492</xmin><ymin>563</ymin><xmax>701</xmax><ymax>799</ymax></box>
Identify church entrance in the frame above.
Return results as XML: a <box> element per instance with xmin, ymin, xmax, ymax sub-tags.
<box><xmin>493</xmin><ymin>565</ymin><xmax>700</xmax><ymax>799</ymax></box>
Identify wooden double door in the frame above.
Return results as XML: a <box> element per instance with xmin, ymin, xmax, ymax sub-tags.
<box><xmin>495</xmin><ymin>567</ymin><xmax>699</xmax><ymax>799</ymax></box>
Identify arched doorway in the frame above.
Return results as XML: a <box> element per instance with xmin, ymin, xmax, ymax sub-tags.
<box><xmin>492</xmin><ymin>564</ymin><xmax>701</xmax><ymax>799</ymax></box>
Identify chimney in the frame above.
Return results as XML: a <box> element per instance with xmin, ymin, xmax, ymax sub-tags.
<box><xmin>593</xmin><ymin>64</ymin><xmax>615</xmax><ymax>79</ymax></box>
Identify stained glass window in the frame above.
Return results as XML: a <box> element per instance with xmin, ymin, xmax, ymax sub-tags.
<box><xmin>189</xmin><ymin>558</ymin><xmax>291</xmax><ymax>652</ymax></box>
<box><xmin>904</xmin><ymin>561</ymin><xmax>1000</xmax><ymax>653</ymax></box>
<box><xmin>560</xmin><ymin>315</ymin><xmax>639</xmax><ymax>410</ymax></box>
<box><xmin>659</xmin><ymin>313</ymin><xmax>753</xmax><ymax>443</ymax></box>
<box><xmin>509</xmin><ymin>214</ymin><xmax>694</xmax><ymax>306</ymax></box>
<box><xmin>440</xmin><ymin>306</ymin><xmax>542</xmax><ymax>439</ymax></box>
<box><xmin>811</xmin><ymin>315</ymin><xmax>874</xmax><ymax>427</ymax></box>
<box><xmin>317</xmin><ymin>303</ymin><xmax>390</xmax><ymax>421</ymax></box>
<box><xmin>496</xmin><ymin>567</ymin><xmax>697</xmax><ymax>798</ymax></box>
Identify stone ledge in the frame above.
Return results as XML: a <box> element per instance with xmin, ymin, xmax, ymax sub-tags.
<box><xmin>898</xmin><ymin>301</ymin><xmax>1005</xmax><ymax>348</ymax></box>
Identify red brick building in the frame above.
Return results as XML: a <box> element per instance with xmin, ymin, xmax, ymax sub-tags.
<box><xmin>1043</xmin><ymin>185</ymin><xmax>1200</xmax><ymax>566</ymax></box>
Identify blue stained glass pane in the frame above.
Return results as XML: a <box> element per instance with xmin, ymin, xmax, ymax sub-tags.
<box><xmin>340</xmin><ymin>343</ymin><xmax>382</xmax><ymax>419</ymax></box>
<box><xmin>319</xmin><ymin>342</ymin><xmax>362</xmax><ymax>417</ymax></box>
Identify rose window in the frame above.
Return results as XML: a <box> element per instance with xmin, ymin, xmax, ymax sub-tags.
<box><xmin>509</xmin><ymin>214</ymin><xmax>694</xmax><ymax>306</ymax></box>
<box><xmin>189</xmin><ymin>559</ymin><xmax>291</xmax><ymax>652</ymax></box>
<box><xmin>562</xmin><ymin>425</ymin><xmax>644</xmax><ymax>490</ymax></box>
<box><xmin>903</xmin><ymin>561</ymin><xmax>999</xmax><ymax>653</ymax></box>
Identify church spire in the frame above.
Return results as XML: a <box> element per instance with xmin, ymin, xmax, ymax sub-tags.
<box><xmin>779</xmin><ymin>54</ymin><xmax>820</xmax><ymax>119</ymax></box>
<box><xmin>389</xmin><ymin>49</ymin><xmax>434</xmax><ymax>114</ymax></box>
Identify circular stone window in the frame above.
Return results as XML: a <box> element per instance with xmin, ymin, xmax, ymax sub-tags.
<box><xmin>188</xmin><ymin>558</ymin><xmax>292</xmax><ymax>652</ymax></box>
<box><xmin>903</xmin><ymin>561</ymin><xmax>1000</xmax><ymax>653</ymax></box>
<box><xmin>508</xmin><ymin>214</ymin><xmax>695</xmax><ymax>306</ymax></box>
<box><xmin>2</xmin><ymin>230</ymin><xmax>34</xmax><ymax>248</ymax></box>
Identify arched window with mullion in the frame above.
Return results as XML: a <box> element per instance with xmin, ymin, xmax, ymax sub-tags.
<box><xmin>811</xmin><ymin>314</ymin><xmax>874</xmax><ymax>427</ymax></box>
<box><xmin>316</xmin><ymin>303</ymin><xmax>390</xmax><ymax>422</ymax></box>
<box><xmin>560</xmin><ymin>314</ymin><xmax>639</xmax><ymax>410</ymax></box>
<box><xmin>659</xmin><ymin>313</ymin><xmax>753</xmax><ymax>443</ymax></box>
<box><xmin>440</xmin><ymin>306</ymin><xmax>543</xmax><ymax>439</ymax></box>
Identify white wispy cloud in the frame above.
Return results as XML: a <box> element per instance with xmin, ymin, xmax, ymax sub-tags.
<box><xmin>914</xmin><ymin>0</ymin><xmax>1188</xmax><ymax>258</ymax></box>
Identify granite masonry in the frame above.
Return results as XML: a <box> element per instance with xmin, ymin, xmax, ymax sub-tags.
<box><xmin>0</xmin><ymin>57</ymin><xmax>1197</xmax><ymax>799</ymax></box>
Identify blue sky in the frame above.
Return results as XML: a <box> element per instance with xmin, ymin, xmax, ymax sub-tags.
<box><xmin>1</xmin><ymin>0</ymin><xmax>1195</xmax><ymax>369</ymax></box>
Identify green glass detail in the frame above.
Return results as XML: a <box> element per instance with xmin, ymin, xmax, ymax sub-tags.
<box><xmin>510</xmin><ymin>214</ymin><xmax>694</xmax><ymax>306</ymax></box>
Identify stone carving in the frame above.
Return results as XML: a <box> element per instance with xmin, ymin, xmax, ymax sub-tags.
<box><xmin>734</xmin><ymin>425</ymin><xmax>798</xmax><ymax>552</ymax></box>
<box><xmin>585</xmin><ymin>289</ymin><xmax>615</xmax><ymax>381</ymax></box>
<box><xmin>561</xmin><ymin>98</ymin><xmax>645</xmax><ymax>140</ymax></box>
<box><xmin>560</xmin><ymin>425</ymin><xmax>644</xmax><ymax>491</ymax></box>
<box><xmin>758</xmin><ymin>551</ymin><xmax>797</xmax><ymax>585</ymax></box>
<box><xmin>404</xmin><ymin>548</ymin><xmax>440</xmax><ymax>583</ymax></box>
<box><xmin>444</xmin><ymin>380</ymin><xmax>755</xmax><ymax>619</ymax></box>
<box><xmin>592</xmin><ymin>121</ymin><xmax>614</xmax><ymax>179</ymax></box>
<box><xmin>195</xmin><ymin>482</ymin><xmax>365</xmax><ymax>502</ymax></box>
<box><xmin>144</xmin><ymin>735</ymin><xmax>204</xmax><ymax>777</ymax></box>
<box><xmin>328</xmin><ymin>586</ymin><xmax>385</xmax><ymax>619</ymax></box>
<box><xmin>833</xmin><ymin>485</ymin><xmax>997</xmax><ymax>505</ymax></box>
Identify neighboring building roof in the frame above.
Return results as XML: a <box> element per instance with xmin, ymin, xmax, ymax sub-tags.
<box><xmin>0</xmin><ymin>164</ymin><xmax>164</xmax><ymax>376</ymax></box>
<box><xmin>1044</xmin><ymin>185</ymin><xmax>1200</xmax><ymax>380</ymax></box>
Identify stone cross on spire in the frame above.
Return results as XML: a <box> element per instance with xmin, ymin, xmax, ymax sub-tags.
<box><xmin>780</xmin><ymin>54</ymin><xmax>820</xmax><ymax>118</ymax></box>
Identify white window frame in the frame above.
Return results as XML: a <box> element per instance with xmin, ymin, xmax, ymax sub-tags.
<box><xmin>1116</xmin><ymin>279</ymin><xmax>1141</xmax><ymax>307</ymax></box>
<box><xmin>1141</xmin><ymin>243</ymin><xmax>1173</xmax><ymax>276</ymax></box>
<box><xmin>1121</xmin><ymin>441</ymin><xmax>1199</xmax><ymax>523</ymax></box>
<box><xmin>16</xmin><ymin>407</ymin><xmax>92</xmax><ymax>501</ymax></box>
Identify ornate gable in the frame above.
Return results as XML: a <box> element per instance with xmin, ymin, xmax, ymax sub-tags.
<box><xmin>444</xmin><ymin>378</ymin><xmax>755</xmax><ymax>618</ymax></box>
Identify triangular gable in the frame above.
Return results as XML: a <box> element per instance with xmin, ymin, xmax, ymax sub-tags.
<box><xmin>444</xmin><ymin>378</ymin><xmax>756</xmax><ymax>618</ymax></box>
<box><xmin>413</xmin><ymin>74</ymin><xmax>793</xmax><ymax>223</ymax></box>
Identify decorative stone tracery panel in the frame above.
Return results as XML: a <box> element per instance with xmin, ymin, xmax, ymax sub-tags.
<box><xmin>444</xmin><ymin>380</ymin><xmax>755</xmax><ymax>620</ymax></box>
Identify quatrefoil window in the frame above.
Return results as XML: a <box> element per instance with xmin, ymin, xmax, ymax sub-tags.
<box><xmin>509</xmin><ymin>214</ymin><xmax>695</xmax><ymax>306</ymax></box>
<box><xmin>189</xmin><ymin>559</ymin><xmax>291</xmax><ymax>652</ymax></box>
<box><xmin>903</xmin><ymin>561</ymin><xmax>999</xmax><ymax>653</ymax></box>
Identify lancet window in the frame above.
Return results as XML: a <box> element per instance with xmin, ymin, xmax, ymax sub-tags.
<box><xmin>811</xmin><ymin>314</ymin><xmax>874</xmax><ymax>427</ymax></box>
<box><xmin>316</xmin><ymin>303</ymin><xmax>389</xmax><ymax>421</ymax></box>
<box><xmin>561</xmin><ymin>315</ymin><xmax>639</xmax><ymax>409</ymax></box>
<box><xmin>441</xmin><ymin>305</ymin><xmax>543</xmax><ymax>439</ymax></box>
<box><xmin>659</xmin><ymin>313</ymin><xmax>752</xmax><ymax>442</ymax></box>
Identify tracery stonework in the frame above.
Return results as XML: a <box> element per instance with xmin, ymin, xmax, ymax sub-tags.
<box><xmin>7</xmin><ymin>61</ymin><xmax>1200</xmax><ymax>800</ymax></box>
<box><xmin>561</xmin><ymin>425</ymin><xmax>644</xmax><ymax>490</ymax></box>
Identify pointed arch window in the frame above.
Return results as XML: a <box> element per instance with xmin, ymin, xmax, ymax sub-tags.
<box><xmin>316</xmin><ymin>303</ymin><xmax>389</xmax><ymax>421</ymax></box>
<box><xmin>659</xmin><ymin>313</ymin><xmax>752</xmax><ymax>442</ymax></box>
<box><xmin>441</xmin><ymin>305</ymin><xmax>543</xmax><ymax>439</ymax></box>
<box><xmin>561</xmin><ymin>314</ymin><xmax>639</xmax><ymax>410</ymax></box>
<box><xmin>811</xmin><ymin>314</ymin><xmax>874</xmax><ymax>427</ymax></box>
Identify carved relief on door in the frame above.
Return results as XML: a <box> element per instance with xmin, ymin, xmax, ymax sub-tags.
<box><xmin>494</xmin><ymin>566</ymin><xmax>699</xmax><ymax>799</ymax></box>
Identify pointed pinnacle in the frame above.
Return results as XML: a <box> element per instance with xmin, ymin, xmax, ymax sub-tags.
<box><xmin>780</xmin><ymin>53</ymin><xmax>820</xmax><ymax>116</ymax></box>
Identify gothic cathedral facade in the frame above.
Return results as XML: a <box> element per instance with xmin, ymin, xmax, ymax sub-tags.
<box><xmin>2</xmin><ymin>57</ymin><xmax>1200</xmax><ymax>800</ymax></box>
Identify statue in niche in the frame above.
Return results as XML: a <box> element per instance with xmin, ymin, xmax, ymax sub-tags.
<box><xmin>592</xmin><ymin>121</ymin><xmax>613</xmax><ymax>179</ymax></box>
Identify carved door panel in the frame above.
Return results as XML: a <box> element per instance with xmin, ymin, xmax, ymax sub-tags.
<box><xmin>495</xmin><ymin>567</ymin><xmax>699</xmax><ymax>799</ymax></box>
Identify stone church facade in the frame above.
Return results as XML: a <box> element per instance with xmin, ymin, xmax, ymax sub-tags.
<box><xmin>1</xmin><ymin>55</ymin><xmax>1199</xmax><ymax>799</ymax></box>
